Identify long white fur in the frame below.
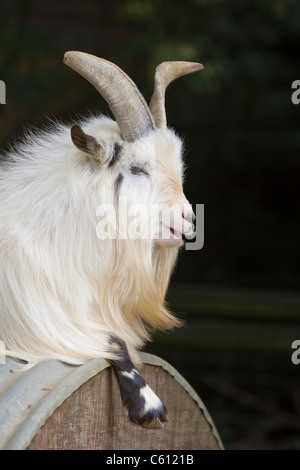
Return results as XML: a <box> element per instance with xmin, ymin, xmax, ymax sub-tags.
<box><xmin>0</xmin><ymin>114</ymin><xmax>192</xmax><ymax>366</ymax></box>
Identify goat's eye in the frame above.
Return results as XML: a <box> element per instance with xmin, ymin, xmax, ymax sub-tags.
<box><xmin>130</xmin><ymin>163</ymin><xmax>148</xmax><ymax>176</ymax></box>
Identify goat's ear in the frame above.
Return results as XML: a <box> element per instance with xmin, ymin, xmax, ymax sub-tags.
<box><xmin>71</xmin><ymin>124</ymin><xmax>103</xmax><ymax>161</ymax></box>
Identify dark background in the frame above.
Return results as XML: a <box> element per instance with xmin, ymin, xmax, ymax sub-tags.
<box><xmin>1</xmin><ymin>0</ymin><xmax>300</xmax><ymax>449</ymax></box>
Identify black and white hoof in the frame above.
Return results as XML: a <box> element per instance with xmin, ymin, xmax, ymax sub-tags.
<box><xmin>127</xmin><ymin>374</ymin><xmax>168</xmax><ymax>429</ymax></box>
<box><xmin>109</xmin><ymin>336</ymin><xmax>168</xmax><ymax>429</ymax></box>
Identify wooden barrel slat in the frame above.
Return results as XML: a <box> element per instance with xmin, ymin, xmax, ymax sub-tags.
<box><xmin>27</xmin><ymin>360</ymin><xmax>222</xmax><ymax>450</ymax></box>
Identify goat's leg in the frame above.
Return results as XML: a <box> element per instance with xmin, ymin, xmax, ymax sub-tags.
<box><xmin>108</xmin><ymin>336</ymin><xmax>168</xmax><ymax>429</ymax></box>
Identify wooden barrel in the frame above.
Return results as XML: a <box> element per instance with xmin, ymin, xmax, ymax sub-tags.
<box><xmin>0</xmin><ymin>353</ymin><xmax>223</xmax><ymax>450</ymax></box>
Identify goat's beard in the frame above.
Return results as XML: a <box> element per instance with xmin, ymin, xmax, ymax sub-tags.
<box><xmin>107</xmin><ymin>235</ymin><xmax>181</xmax><ymax>337</ymax></box>
<box><xmin>104</xmin><ymin>197</ymin><xmax>182</xmax><ymax>349</ymax></box>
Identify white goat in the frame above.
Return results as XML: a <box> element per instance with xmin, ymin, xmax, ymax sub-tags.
<box><xmin>0</xmin><ymin>52</ymin><xmax>202</xmax><ymax>428</ymax></box>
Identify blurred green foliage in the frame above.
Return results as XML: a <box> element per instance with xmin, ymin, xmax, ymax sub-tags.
<box><xmin>0</xmin><ymin>0</ymin><xmax>299</xmax><ymax>289</ymax></box>
<box><xmin>0</xmin><ymin>0</ymin><xmax>300</xmax><ymax>450</ymax></box>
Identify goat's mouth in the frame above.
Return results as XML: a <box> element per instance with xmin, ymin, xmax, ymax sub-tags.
<box><xmin>155</xmin><ymin>222</ymin><xmax>195</xmax><ymax>247</ymax></box>
<box><xmin>153</xmin><ymin>227</ymin><xmax>184</xmax><ymax>248</ymax></box>
<box><xmin>169</xmin><ymin>227</ymin><xmax>184</xmax><ymax>245</ymax></box>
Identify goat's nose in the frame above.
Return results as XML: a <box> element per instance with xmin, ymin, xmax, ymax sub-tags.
<box><xmin>182</xmin><ymin>208</ymin><xmax>195</xmax><ymax>224</ymax></box>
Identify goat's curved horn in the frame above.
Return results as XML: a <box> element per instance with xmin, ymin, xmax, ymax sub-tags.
<box><xmin>149</xmin><ymin>61</ymin><xmax>203</xmax><ymax>129</ymax></box>
<box><xmin>64</xmin><ymin>51</ymin><xmax>155</xmax><ymax>142</ymax></box>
